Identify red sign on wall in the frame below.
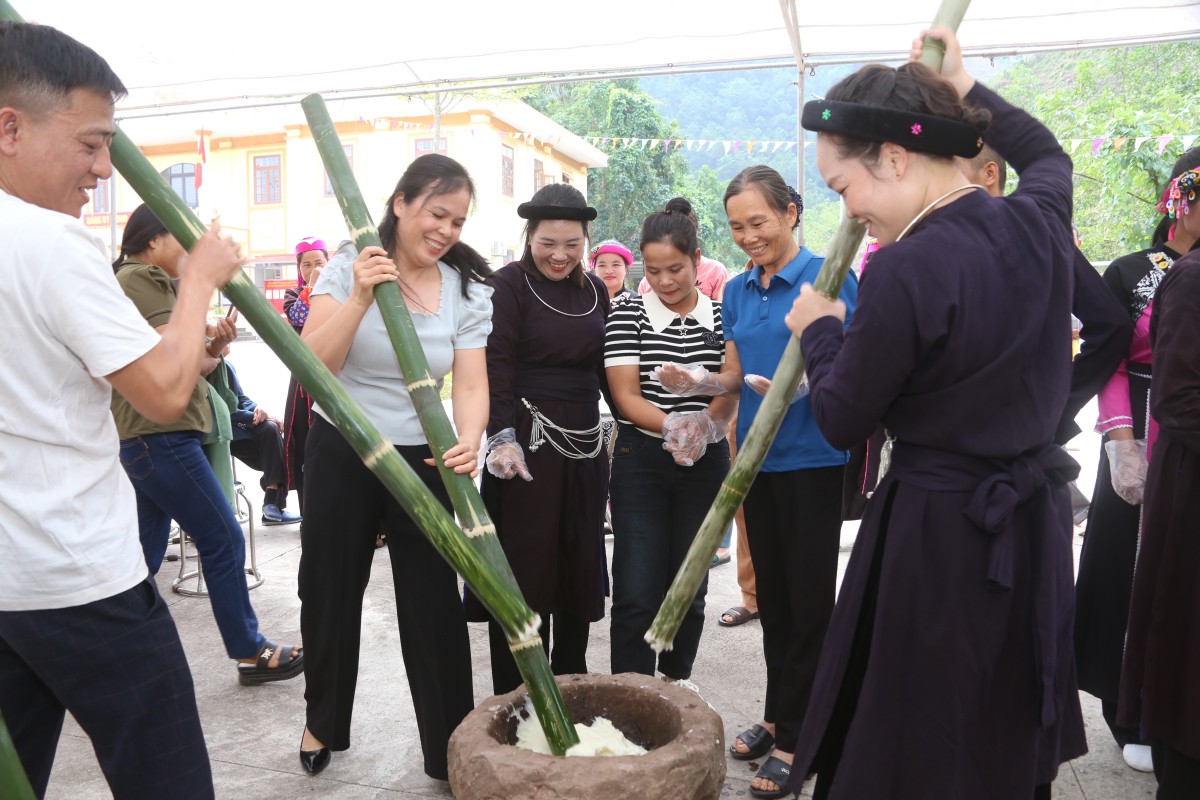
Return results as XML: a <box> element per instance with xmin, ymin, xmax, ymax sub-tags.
<box><xmin>82</xmin><ymin>212</ymin><xmax>131</xmax><ymax>228</ymax></box>
<box><xmin>263</xmin><ymin>278</ymin><xmax>294</xmax><ymax>314</ymax></box>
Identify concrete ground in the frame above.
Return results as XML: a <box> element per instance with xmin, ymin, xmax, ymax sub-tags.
<box><xmin>44</xmin><ymin>340</ymin><xmax>1157</xmax><ymax>799</ymax></box>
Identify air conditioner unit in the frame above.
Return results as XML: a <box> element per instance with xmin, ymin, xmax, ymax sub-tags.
<box><xmin>491</xmin><ymin>241</ymin><xmax>504</xmax><ymax>257</ymax></box>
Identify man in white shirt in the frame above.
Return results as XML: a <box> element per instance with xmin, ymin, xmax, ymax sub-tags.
<box><xmin>0</xmin><ymin>21</ymin><xmax>242</xmax><ymax>799</ymax></box>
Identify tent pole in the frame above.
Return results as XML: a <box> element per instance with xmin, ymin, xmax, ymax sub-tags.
<box><xmin>779</xmin><ymin>0</ymin><xmax>805</xmax><ymax>246</ymax></box>
<box><xmin>797</xmin><ymin>62</ymin><xmax>804</xmax><ymax>246</ymax></box>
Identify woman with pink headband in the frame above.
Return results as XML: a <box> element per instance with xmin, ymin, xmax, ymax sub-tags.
<box><xmin>281</xmin><ymin>236</ymin><xmax>329</xmax><ymax>511</ymax></box>
<box><xmin>589</xmin><ymin>239</ymin><xmax>634</xmax><ymax>306</ymax></box>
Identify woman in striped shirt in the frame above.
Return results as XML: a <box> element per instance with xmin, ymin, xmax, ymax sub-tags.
<box><xmin>605</xmin><ymin>197</ymin><xmax>742</xmax><ymax>684</ymax></box>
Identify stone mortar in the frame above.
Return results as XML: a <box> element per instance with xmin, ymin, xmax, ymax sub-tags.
<box><xmin>448</xmin><ymin>672</ymin><xmax>726</xmax><ymax>800</ymax></box>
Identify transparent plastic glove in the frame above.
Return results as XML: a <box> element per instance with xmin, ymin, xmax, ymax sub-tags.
<box><xmin>1105</xmin><ymin>438</ymin><xmax>1147</xmax><ymax>506</ymax></box>
<box><xmin>662</xmin><ymin>411</ymin><xmax>728</xmax><ymax>467</ymax></box>
<box><xmin>651</xmin><ymin>363</ymin><xmax>728</xmax><ymax>397</ymax></box>
<box><xmin>744</xmin><ymin>372</ymin><xmax>809</xmax><ymax>404</ymax></box>
<box><xmin>485</xmin><ymin>428</ymin><xmax>532</xmax><ymax>481</ymax></box>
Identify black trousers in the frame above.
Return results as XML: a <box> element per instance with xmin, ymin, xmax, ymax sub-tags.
<box><xmin>299</xmin><ymin>416</ymin><xmax>473</xmax><ymax>781</ymax></box>
<box><xmin>229</xmin><ymin>420</ymin><xmax>287</xmax><ymax>503</ymax></box>
<box><xmin>742</xmin><ymin>466</ymin><xmax>844</xmax><ymax>754</ymax></box>
<box><xmin>487</xmin><ymin>611</ymin><xmax>590</xmax><ymax>696</ymax></box>
<box><xmin>0</xmin><ymin>579</ymin><xmax>212</xmax><ymax>799</ymax></box>
<box><xmin>1152</xmin><ymin>740</ymin><xmax>1200</xmax><ymax>799</ymax></box>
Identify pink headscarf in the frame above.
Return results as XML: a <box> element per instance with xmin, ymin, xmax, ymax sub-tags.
<box><xmin>294</xmin><ymin>237</ymin><xmax>327</xmax><ymax>288</ymax></box>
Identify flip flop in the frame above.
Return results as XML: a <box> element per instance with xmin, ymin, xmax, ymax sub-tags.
<box><xmin>237</xmin><ymin>642</ymin><xmax>304</xmax><ymax>686</ymax></box>
<box><xmin>749</xmin><ymin>755</ymin><xmax>793</xmax><ymax>799</ymax></box>
<box><xmin>710</xmin><ymin>553</ymin><xmax>731</xmax><ymax>569</ymax></box>
<box><xmin>719</xmin><ymin>606</ymin><xmax>759</xmax><ymax>627</ymax></box>
<box><xmin>730</xmin><ymin>724</ymin><xmax>775</xmax><ymax>761</ymax></box>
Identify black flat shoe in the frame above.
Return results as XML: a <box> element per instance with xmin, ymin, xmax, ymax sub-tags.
<box><xmin>299</xmin><ymin>732</ymin><xmax>330</xmax><ymax>775</ymax></box>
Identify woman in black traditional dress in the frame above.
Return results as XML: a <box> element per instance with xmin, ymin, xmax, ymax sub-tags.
<box><xmin>1119</xmin><ymin>248</ymin><xmax>1200</xmax><ymax>799</ymax></box>
<box><xmin>782</xmin><ymin>28</ymin><xmax>1084</xmax><ymax>799</ymax></box>
<box><xmin>1075</xmin><ymin>147</ymin><xmax>1200</xmax><ymax>772</ymax></box>
<box><xmin>471</xmin><ymin>183</ymin><xmax>611</xmax><ymax>694</ymax></box>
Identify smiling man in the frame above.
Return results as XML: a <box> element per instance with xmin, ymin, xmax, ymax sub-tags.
<box><xmin>0</xmin><ymin>21</ymin><xmax>242</xmax><ymax>799</ymax></box>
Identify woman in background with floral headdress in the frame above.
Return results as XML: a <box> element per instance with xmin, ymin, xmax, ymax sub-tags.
<box><xmin>469</xmin><ymin>183</ymin><xmax>611</xmax><ymax>696</ymax></box>
<box><xmin>1118</xmin><ymin>247</ymin><xmax>1200</xmax><ymax>799</ymax></box>
<box><xmin>281</xmin><ymin>236</ymin><xmax>328</xmax><ymax>511</ymax></box>
<box><xmin>1075</xmin><ymin>146</ymin><xmax>1200</xmax><ymax>773</ymax></box>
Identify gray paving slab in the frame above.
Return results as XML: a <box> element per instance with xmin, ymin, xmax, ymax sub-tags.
<box><xmin>42</xmin><ymin>341</ymin><xmax>1161</xmax><ymax>798</ymax></box>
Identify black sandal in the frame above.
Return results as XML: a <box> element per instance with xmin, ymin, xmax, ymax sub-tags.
<box><xmin>749</xmin><ymin>755</ymin><xmax>793</xmax><ymax>799</ymax></box>
<box><xmin>237</xmin><ymin>642</ymin><xmax>304</xmax><ymax>686</ymax></box>
<box><xmin>730</xmin><ymin>723</ymin><xmax>775</xmax><ymax>760</ymax></box>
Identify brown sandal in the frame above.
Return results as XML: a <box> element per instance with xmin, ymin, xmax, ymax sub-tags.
<box><xmin>719</xmin><ymin>606</ymin><xmax>759</xmax><ymax>627</ymax></box>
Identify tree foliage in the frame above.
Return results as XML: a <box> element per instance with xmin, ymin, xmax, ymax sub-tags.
<box><xmin>525</xmin><ymin>81</ymin><xmax>691</xmax><ymax>253</ymax></box>
<box><xmin>996</xmin><ymin>42</ymin><xmax>1200</xmax><ymax>260</ymax></box>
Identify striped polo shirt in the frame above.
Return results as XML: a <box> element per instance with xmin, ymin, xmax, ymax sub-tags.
<box><xmin>603</xmin><ymin>291</ymin><xmax>725</xmax><ymax>437</ymax></box>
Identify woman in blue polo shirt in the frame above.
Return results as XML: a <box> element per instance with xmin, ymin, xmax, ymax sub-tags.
<box><xmin>604</xmin><ymin>197</ymin><xmax>741</xmax><ymax>685</ymax></box>
<box><xmin>659</xmin><ymin>165</ymin><xmax>857</xmax><ymax>798</ymax></box>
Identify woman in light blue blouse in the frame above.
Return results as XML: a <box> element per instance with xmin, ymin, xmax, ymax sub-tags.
<box><xmin>294</xmin><ymin>154</ymin><xmax>492</xmax><ymax>781</ymax></box>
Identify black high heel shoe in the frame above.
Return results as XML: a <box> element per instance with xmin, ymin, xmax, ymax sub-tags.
<box><xmin>299</xmin><ymin>730</ymin><xmax>330</xmax><ymax>775</ymax></box>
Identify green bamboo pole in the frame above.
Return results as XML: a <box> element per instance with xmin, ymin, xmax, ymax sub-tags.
<box><xmin>0</xmin><ymin>711</ymin><xmax>36</xmax><ymax>800</ymax></box>
<box><xmin>646</xmin><ymin>0</ymin><xmax>972</xmax><ymax>652</ymax></box>
<box><xmin>0</xmin><ymin>0</ymin><xmax>576</xmax><ymax>754</ymax></box>
<box><xmin>300</xmin><ymin>95</ymin><xmax>515</xmax><ymax>589</ymax></box>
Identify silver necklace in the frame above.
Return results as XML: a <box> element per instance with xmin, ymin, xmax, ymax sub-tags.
<box><xmin>524</xmin><ymin>272</ymin><xmax>599</xmax><ymax>318</ymax></box>
<box><xmin>895</xmin><ymin>184</ymin><xmax>984</xmax><ymax>241</ymax></box>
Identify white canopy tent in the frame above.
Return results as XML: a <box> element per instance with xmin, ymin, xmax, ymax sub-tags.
<box><xmin>12</xmin><ymin>0</ymin><xmax>1199</xmax><ymax>242</ymax></box>
<box><xmin>21</xmin><ymin>0</ymin><xmax>1200</xmax><ymax>115</ymax></box>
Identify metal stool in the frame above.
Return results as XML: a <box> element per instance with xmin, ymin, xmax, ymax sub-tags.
<box><xmin>172</xmin><ymin>479</ymin><xmax>264</xmax><ymax>596</ymax></box>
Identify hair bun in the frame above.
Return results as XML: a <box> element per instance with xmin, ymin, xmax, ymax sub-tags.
<box><xmin>665</xmin><ymin>197</ymin><xmax>694</xmax><ymax>216</ymax></box>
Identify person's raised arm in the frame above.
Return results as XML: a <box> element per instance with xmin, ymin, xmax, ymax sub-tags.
<box><xmin>914</xmin><ymin>28</ymin><xmax>1072</xmax><ymax>228</ymax></box>
<box><xmin>106</xmin><ymin>228</ymin><xmax>242</xmax><ymax>423</ymax></box>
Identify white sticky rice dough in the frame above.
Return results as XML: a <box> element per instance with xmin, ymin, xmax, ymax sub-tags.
<box><xmin>514</xmin><ymin>703</ymin><xmax>647</xmax><ymax>757</ymax></box>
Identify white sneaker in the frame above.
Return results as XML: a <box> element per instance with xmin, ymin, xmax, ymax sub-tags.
<box><xmin>1123</xmin><ymin>743</ymin><xmax>1154</xmax><ymax>773</ymax></box>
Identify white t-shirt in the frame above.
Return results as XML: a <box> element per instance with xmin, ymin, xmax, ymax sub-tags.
<box><xmin>0</xmin><ymin>190</ymin><xmax>160</xmax><ymax>611</ymax></box>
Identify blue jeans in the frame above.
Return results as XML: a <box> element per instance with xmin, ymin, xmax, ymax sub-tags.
<box><xmin>609</xmin><ymin>425</ymin><xmax>729</xmax><ymax>679</ymax></box>
<box><xmin>119</xmin><ymin>431</ymin><xmax>265</xmax><ymax>659</ymax></box>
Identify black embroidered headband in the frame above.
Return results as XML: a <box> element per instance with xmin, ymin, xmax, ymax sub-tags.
<box><xmin>802</xmin><ymin>100</ymin><xmax>984</xmax><ymax>158</ymax></box>
<box><xmin>517</xmin><ymin>202</ymin><xmax>598</xmax><ymax>222</ymax></box>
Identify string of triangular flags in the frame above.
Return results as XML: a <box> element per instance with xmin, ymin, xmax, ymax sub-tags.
<box><xmin>582</xmin><ymin>133</ymin><xmax>1199</xmax><ymax>157</ymax></box>
<box><xmin>1067</xmin><ymin>134</ymin><xmax>1198</xmax><ymax>156</ymax></box>
<box><xmin>355</xmin><ymin>117</ymin><xmax>1197</xmax><ymax>158</ymax></box>
<box><xmin>587</xmin><ymin>136</ymin><xmax>797</xmax><ymax>155</ymax></box>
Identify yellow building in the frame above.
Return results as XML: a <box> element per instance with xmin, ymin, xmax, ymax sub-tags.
<box><xmin>90</xmin><ymin>97</ymin><xmax>606</xmax><ymax>312</ymax></box>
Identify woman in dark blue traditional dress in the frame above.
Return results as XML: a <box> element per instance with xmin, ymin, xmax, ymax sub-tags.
<box><xmin>470</xmin><ymin>183</ymin><xmax>611</xmax><ymax>695</ymax></box>
<box><xmin>782</xmin><ymin>29</ymin><xmax>1085</xmax><ymax>799</ymax></box>
<box><xmin>1119</xmin><ymin>249</ymin><xmax>1200</xmax><ymax>799</ymax></box>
